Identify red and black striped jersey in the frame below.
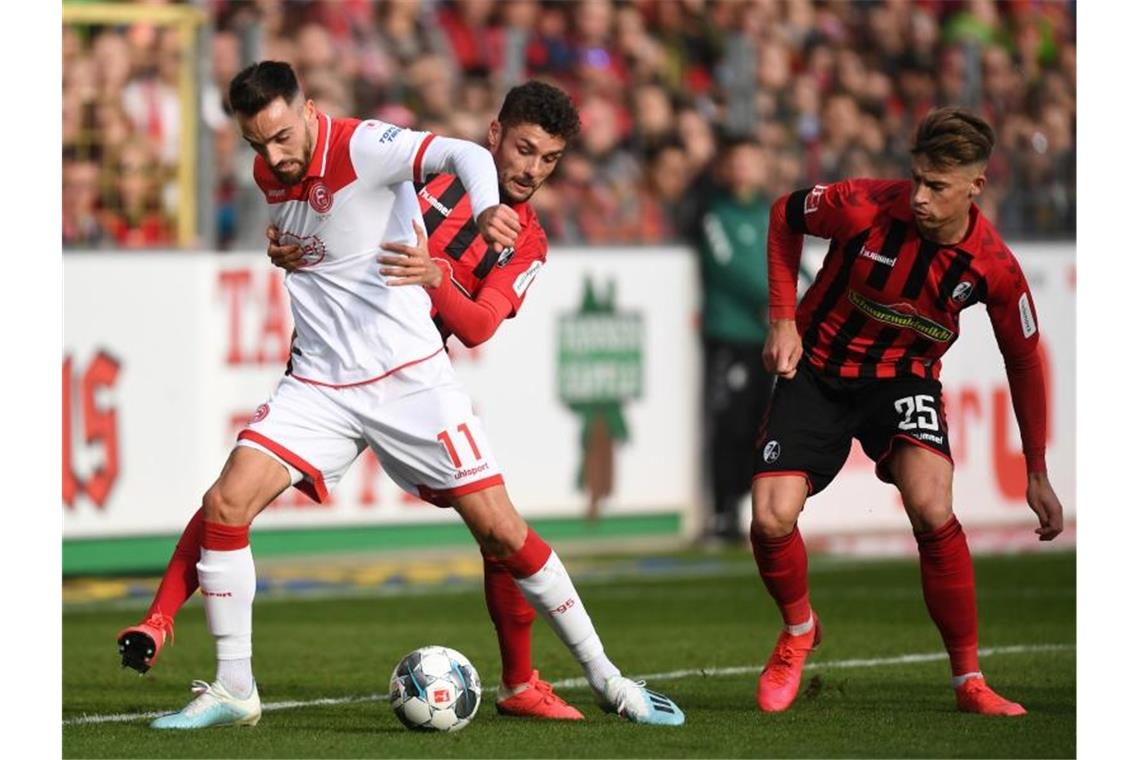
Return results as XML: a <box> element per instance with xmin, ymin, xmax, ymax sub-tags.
<box><xmin>769</xmin><ymin>179</ymin><xmax>1041</xmax><ymax>382</ymax></box>
<box><xmin>415</xmin><ymin>172</ymin><xmax>547</xmax><ymax>340</ymax></box>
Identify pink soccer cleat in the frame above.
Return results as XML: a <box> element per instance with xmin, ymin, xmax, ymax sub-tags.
<box><xmin>756</xmin><ymin>612</ymin><xmax>822</xmax><ymax>712</ymax></box>
<box><xmin>955</xmin><ymin>677</ymin><xmax>1027</xmax><ymax>716</ymax></box>
<box><xmin>117</xmin><ymin>612</ymin><xmax>174</xmax><ymax>674</ymax></box>
<box><xmin>496</xmin><ymin>670</ymin><xmax>584</xmax><ymax>720</ymax></box>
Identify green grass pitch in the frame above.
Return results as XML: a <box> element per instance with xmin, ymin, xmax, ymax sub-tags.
<box><xmin>63</xmin><ymin>549</ymin><xmax>1075</xmax><ymax>758</ymax></box>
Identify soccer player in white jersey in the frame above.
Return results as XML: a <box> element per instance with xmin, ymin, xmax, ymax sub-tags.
<box><xmin>137</xmin><ymin>61</ymin><xmax>684</xmax><ymax>730</ymax></box>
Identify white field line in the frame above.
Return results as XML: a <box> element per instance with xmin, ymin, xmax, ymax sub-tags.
<box><xmin>63</xmin><ymin>642</ymin><xmax>1073</xmax><ymax>727</ymax></box>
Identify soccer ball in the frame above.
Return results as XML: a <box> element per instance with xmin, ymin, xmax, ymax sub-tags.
<box><xmin>389</xmin><ymin>645</ymin><xmax>481</xmax><ymax>732</ymax></box>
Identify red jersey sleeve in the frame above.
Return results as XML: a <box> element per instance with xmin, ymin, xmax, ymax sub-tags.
<box><xmin>478</xmin><ymin>224</ymin><xmax>548</xmax><ymax>317</ymax></box>
<box><xmin>768</xmin><ymin>179</ymin><xmax>906</xmax><ymax>320</ymax></box>
<box><xmin>983</xmin><ymin>246</ymin><xmax>1047</xmax><ymax>473</ymax></box>
<box><xmin>427</xmin><ymin>260</ymin><xmax>515</xmax><ymax>348</ymax></box>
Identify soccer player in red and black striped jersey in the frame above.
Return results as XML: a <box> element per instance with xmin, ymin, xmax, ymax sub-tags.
<box><xmin>264</xmin><ymin>82</ymin><xmax>584</xmax><ymax>721</ymax></box>
<box><xmin>750</xmin><ymin>108</ymin><xmax>1065</xmax><ymax>716</ymax></box>
<box><xmin>373</xmin><ymin>82</ymin><xmax>581</xmax><ymax>720</ymax></box>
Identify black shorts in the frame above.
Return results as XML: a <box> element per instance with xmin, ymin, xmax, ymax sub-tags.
<box><xmin>752</xmin><ymin>360</ymin><xmax>953</xmax><ymax>495</ymax></box>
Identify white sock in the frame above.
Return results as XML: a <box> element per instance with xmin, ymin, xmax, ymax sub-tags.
<box><xmin>216</xmin><ymin>658</ymin><xmax>254</xmax><ymax>699</ymax></box>
<box><xmin>952</xmin><ymin>671</ymin><xmax>983</xmax><ymax>689</ymax></box>
<box><xmin>786</xmin><ymin>615</ymin><xmax>815</xmax><ymax>636</ymax></box>
<box><xmin>511</xmin><ymin>549</ymin><xmax>620</xmax><ymax>693</ymax></box>
<box><xmin>197</xmin><ymin>546</ymin><xmax>257</xmax><ymax>699</ymax></box>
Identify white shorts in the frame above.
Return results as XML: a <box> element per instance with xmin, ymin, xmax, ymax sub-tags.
<box><xmin>236</xmin><ymin>349</ymin><xmax>502</xmax><ymax>507</ymax></box>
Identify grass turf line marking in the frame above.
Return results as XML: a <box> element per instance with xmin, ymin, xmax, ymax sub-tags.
<box><xmin>63</xmin><ymin>643</ymin><xmax>1072</xmax><ymax>726</ymax></box>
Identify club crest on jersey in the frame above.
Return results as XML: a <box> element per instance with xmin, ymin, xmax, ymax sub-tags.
<box><xmin>278</xmin><ymin>232</ymin><xmax>328</xmax><ymax>268</ymax></box>
<box><xmin>308</xmin><ymin>182</ymin><xmax>333</xmax><ymax>213</ymax></box>
<box><xmin>496</xmin><ymin>246</ymin><xmax>516</xmax><ymax>267</ymax></box>
<box><xmin>952</xmin><ymin>281</ymin><xmax>974</xmax><ymax>303</ymax></box>
<box><xmin>249</xmin><ymin>403</ymin><xmax>270</xmax><ymax>424</ymax></box>
<box><xmin>763</xmin><ymin>440</ymin><xmax>781</xmax><ymax>463</ymax></box>
<box><xmin>805</xmin><ymin>184</ymin><xmax>827</xmax><ymax>215</ymax></box>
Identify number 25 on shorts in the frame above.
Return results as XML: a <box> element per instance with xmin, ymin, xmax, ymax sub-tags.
<box><xmin>894</xmin><ymin>394</ymin><xmax>939</xmax><ymax>431</ymax></box>
<box><xmin>436</xmin><ymin>423</ymin><xmax>483</xmax><ymax>467</ymax></box>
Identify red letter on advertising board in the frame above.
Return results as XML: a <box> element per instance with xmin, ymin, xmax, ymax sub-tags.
<box><xmin>218</xmin><ymin>269</ymin><xmax>253</xmax><ymax>365</ymax></box>
<box><xmin>82</xmin><ymin>351</ymin><xmax>121</xmax><ymax>507</ymax></box>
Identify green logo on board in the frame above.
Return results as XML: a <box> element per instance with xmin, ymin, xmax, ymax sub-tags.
<box><xmin>557</xmin><ymin>278</ymin><xmax>644</xmax><ymax>518</ymax></box>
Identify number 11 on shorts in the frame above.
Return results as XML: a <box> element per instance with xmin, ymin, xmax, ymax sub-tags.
<box><xmin>436</xmin><ymin>423</ymin><xmax>483</xmax><ymax>467</ymax></box>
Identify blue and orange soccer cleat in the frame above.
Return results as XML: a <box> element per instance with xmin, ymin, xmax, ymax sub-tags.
<box><xmin>756</xmin><ymin>611</ymin><xmax>822</xmax><ymax>712</ymax></box>
<box><xmin>117</xmin><ymin>612</ymin><xmax>175</xmax><ymax>674</ymax></box>
<box><xmin>496</xmin><ymin>670</ymin><xmax>584</xmax><ymax>720</ymax></box>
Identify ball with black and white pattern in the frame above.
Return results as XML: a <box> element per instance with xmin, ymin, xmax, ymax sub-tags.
<box><xmin>389</xmin><ymin>645</ymin><xmax>481</xmax><ymax>732</ymax></box>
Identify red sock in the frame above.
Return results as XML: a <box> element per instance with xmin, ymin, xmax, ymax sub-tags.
<box><xmin>750</xmin><ymin>525</ymin><xmax>812</xmax><ymax>628</ymax></box>
<box><xmin>915</xmin><ymin>516</ymin><xmax>979</xmax><ymax>676</ymax></box>
<box><xmin>146</xmin><ymin>508</ymin><xmax>205</xmax><ymax>621</ymax></box>
<box><xmin>498</xmin><ymin>528</ymin><xmax>552</xmax><ymax>579</ymax></box>
<box><xmin>483</xmin><ymin>554</ymin><xmax>537</xmax><ymax>688</ymax></box>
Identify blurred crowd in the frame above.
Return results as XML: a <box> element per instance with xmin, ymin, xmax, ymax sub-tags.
<box><xmin>63</xmin><ymin>0</ymin><xmax>1076</xmax><ymax>250</ymax></box>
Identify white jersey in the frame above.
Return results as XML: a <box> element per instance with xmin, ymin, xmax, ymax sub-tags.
<box><xmin>254</xmin><ymin>113</ymin><xmax>484</xmax><ymax>387</ymax></box>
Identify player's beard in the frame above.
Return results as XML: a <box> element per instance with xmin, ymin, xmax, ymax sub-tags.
<box><xmin>271</xmin><ymin>130</ymin><xmax>315</xmax><ymax>186</ymax></box>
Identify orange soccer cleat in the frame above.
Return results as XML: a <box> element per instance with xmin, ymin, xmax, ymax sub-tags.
<box><xmin>117</xmin><ymin>612</ymin><xmax>175</xmax><ymax>674</ymax></box>
<box><xmin>496</xmin><ymin>670</ymin><xmax>585</xmax><ymax>720</ymax></box>
<box><xmin>955</xmin><ymin>677</ymin><xmax>1027</xmax><ymax>716</ymax></box>
<box><xmin>756</xmin><ymin>612</ymin><xmax>822</xmax><ymax>713</ymax></box>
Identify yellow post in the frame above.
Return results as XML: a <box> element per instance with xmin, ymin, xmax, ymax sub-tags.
<box><xmin>63</xmin><ymin>3</ymin><xmax>206</xmax><ymax>247</ymax></box>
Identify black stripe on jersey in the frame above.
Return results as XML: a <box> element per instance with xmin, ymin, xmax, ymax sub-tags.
<box><xmin>972</xmin><ymin>277</ymin><xmax>989</xmax><ymax>305</ymax></box>
<box><xmin>785</xmin><ymin>188</ymin><xmax>810</xmax><ymax>234</ymax></box>
<box><xmin>473</xmin><ymin>247</ymin><xmax>500</xmax><ymax>279</ymax></box>
<box><xmin>896</xmin><ymin>337</ymin><xmax>934</xmax><ymax>378</ymax></box>
<box><xmin>935</xmin><ymin>249</ymin><xmax>975</xmax><ymax>311</ymax></box>
<box><xmin>867</xmin><ymin>220</ymin><xmax>908</xmax><ymax>291</ymax></box>
<box><xmin>802</xmin><ymin>229</ymin><xmax>870</xmax><ymax>357</ymax></box>
<box><xmin>859</xmin><ymin>326</ymin><xmax>902</xmax><ymax>378</ymax></box>
<box><xmin>824</xmin><ymin>310</ymin><xmax>869</xmax><ymax>375</ymax></box>
<box><xmin>423</xmin><ymin>177</ymin><xmax>467</xmax><ymax>236</ymax></box>
<box><xmin>901</xmin><ymin>239</ymin><xmax>941</xmax><ymax>299</ymax></box>
<box><xmin>443</xmin><ymin>218</ymin><xmax>480</xmax><ymax>261</ymax></box>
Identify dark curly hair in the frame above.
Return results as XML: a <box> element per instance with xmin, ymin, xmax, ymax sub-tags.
<box><xmin>497</xmin><ymin>81</ymin><xmax>581</xmax><ymax>142</ymax></box>
<box><xmin>911</xmin><ymin>107</ymin><xmax>995</xmax><ymax>168</ymax></box>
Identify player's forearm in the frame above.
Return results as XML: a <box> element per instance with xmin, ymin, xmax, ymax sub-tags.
<box><xmin>428</xmin><ymin>269</ymin><xmax>512</xmax><ymax>348</ymax></box>
<box><xmin>1004</xmin><ymin>347</ymin><xmax>1048</xmax><ymax>473</ymax></box>
<box><xmin>420</xmin><ymin>136</ymin><xmax>499</xmax><ymax>217</ymax></box>
<box><xmin>767</xmin><ymin>194</ymin><xmax>805</xmax><ymax>321</ymax></box>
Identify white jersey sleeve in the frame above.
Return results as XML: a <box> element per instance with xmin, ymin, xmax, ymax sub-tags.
<box><xmin>418</xmin><ymin>136</ymin><xmax>500</xmax><ymax>218</ymax></box>
<box><xmin>348</xmin><ymin>121</ymin><xmax>432</xmax><ymax>188</ymax></box>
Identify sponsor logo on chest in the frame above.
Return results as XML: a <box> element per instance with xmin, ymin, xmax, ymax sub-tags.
<box><xmin>418</xmin><ymin>186</ymin><xmax>452</xmax><ymax>217</ymax></box>
<box><xmin>859</xmin><ymin>245</ymin><xmax>897</xmax><ymax>267</ymax></box>
<box><xmin>848</xmin><ymin>290</ymin><xmax>955</xmax><ymax>342</ymax></box>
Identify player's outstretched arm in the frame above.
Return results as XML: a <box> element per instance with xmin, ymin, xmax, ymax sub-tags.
<box><xmin>986</xmin><ymin>252</ymin><xmax>1062</xmax><ymax>539</ymax></box>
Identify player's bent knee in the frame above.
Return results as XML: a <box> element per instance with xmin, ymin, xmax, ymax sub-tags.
<box><xmin>201</xmin><ymin>486</ymin><xmax>254</xmax><ymax>526</ymax></box>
